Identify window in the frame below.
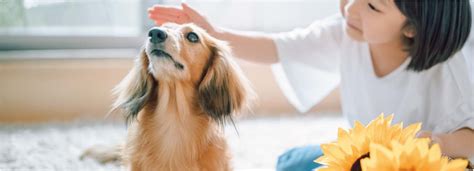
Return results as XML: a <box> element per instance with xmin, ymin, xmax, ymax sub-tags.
<box><xmin>0</xmin><ymin>0</ymin><xmax>338</xmax><ymax>50</ymax></box>
<box><xmin>0</xmin><ymin>0</ymin><xmax>152</xmax><ymax>50</ymax></box>
<box><xmin>0</xmin><ymin>0</ymin><xmax>141</xmax><ymax>36</ymax></box>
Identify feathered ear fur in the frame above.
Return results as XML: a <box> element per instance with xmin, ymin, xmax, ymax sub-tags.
<box><xmin>197</xmin><ymin>39</ymin><xmax>254</xmax><ymax>125</ymax></box>
<box><xmin>111</xmin><ymin>48</ymin><xmax>157</xmax><ymax>124</ymax></box>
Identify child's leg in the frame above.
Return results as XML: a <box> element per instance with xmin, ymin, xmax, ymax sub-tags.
<box><xmin>276</xmin><ymin>145</ymin><xmax>323</xmax><ymax>171</ymax></box>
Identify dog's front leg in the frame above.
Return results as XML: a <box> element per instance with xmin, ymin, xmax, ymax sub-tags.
<box><xmin>80</xmin><ymin>144</ymin><xmax>123</xmax><ymax>164</ymax></box>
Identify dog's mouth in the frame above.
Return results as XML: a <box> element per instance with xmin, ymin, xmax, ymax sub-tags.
<box><xmin>149</xmin><ymin>49</ymin><xmax>184</xmax><ymax>70</ymax></box>
<box><xmin>151</xmin><ymin>49</ymin><xmax>173</xmax><ymax>59</ymax></box>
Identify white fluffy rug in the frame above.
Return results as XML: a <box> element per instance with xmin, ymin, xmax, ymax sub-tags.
<box><xmin>0</xmin><ymin>114</ymin><xmax>347</xmax><ymax>171</ymax></box>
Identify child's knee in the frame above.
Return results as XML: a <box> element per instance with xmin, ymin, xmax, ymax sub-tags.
<box><xmin>276</xmin><ymin>145</ymin><xmax>323</xmax><ymax>171</ymax></box>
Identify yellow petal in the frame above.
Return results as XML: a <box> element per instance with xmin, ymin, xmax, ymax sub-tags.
<box><xmin>428</xmin><ymin>144</ymin><xmax>442</xmax><ymax>163</ymax></box>
<box><xmin>399</xmin><ymin>123</ymin><xmax>422</xmax><ymax>142</ymax></box>
<box><xmin>320</xmin><ymin>144</ymin><xmax>345</xmax><ymax>162</ymax></box>
<box><xmin>443</xmin><ymin>159</ymin><xmax>468</xmax><ymax>171</ymax></box>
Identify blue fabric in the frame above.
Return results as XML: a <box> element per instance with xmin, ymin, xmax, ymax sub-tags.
<box><xmin>276</xmin><ymin>145</ymin><xmax>323</xmax><ymax>171</ymax></box>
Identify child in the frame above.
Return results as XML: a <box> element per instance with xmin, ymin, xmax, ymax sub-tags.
<box><xmin>148</xmin><ymin>1</ymin><xmax>473</xmax><ymax>170</ymax></box>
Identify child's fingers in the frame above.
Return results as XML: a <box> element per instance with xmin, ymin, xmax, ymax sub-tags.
<box><xmin>152</xmin><ymin>13</ymin><xmax>191</xmax><ymax>24</ymax></box>
<box><xmin>150</xmin><ymin>16</ymin><xmax>178</xmax><ymax>23</ymax></box>
<box><xmin>148</xmin><ymin>12</ymin><xmax>179</xmax><ymax>21</ymax></box>
<box><xmin>154</xmin><ymin>19</ymin><xmax>178</xmax><ymax>26</ymax></box>
<box><xmin>149</xmin><ymin>4</ymin><xmax>179</xmax><ymax>11</ymax></box>
<box><xmin>148</xmin><ymin>8</ymin><xmax>188</xmax><ymax>24</ymax></box>
<box><xmin>148</xmin><ymin>4</ymin><xmax>193</xmax><ymax>25</ymax></box>
<box><xmin>148</xmin><ymin>10</ymin><xmax>181</xmax><ymax>18</ymax></box>
<box><xmin>416</xmin><ymin>131</ymin><xmax>446</xmax><ymax>150</ymax></box>
<box><xmin>176</xmin><ymin>14</ymin><xmax>191</xmax><ymax>24</ymax></box>
<box><xmin>430</xmin><ymin>135</ymin><xmax>443</xmax><ymax>145</ymax></box>
<box><xmin>181</xmin><ymin>3</ymin><xmax>201</xmax><ymax>19</ymax></box>
<box><xmin>155</xmin><ymin>20</ymin><xmax>166</xmax><ymax>26</ymax></box>
<box><xmin>151</xmin><ymin>16</ymin><xmax>188</xmax><ymax>25</ymax></box>
<box><xmin>148</xmin><ymin>14</ymin><xmax>171</xmax><ymax>21</ymax></box>
<box><xmin>149</xmin><ymin>5</ymin><xmax>183</xmax><ymax>16</ymax></box>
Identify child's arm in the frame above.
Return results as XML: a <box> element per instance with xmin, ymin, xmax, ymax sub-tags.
<box><xmin>438</xmin><ymin>128</ymin><xmax>474</xmax><ymax>159</ymax></box>
<box><xmin>148</xmin><ymin>3</ymin><xmax>278</xmax><ymax>64</ymax></box>
<box><xmin>418</xmin><ymin>128</ymin><xmax>474</xmax><ymax>162</ymax></box>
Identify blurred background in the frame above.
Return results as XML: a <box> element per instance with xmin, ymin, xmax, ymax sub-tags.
<box><xmin>0</xmin><ymin>0</ymin><xmax>341</xmax><ymax>122</ymax></box>
<box><xmin>0</xmin><ymin>1</ymin><xmax>344</xmax><ymax>169</ymax></box>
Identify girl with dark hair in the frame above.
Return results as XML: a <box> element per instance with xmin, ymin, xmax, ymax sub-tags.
<box><xmin>148</xmin><ymin>0</ymin><xmax>473</xmax><ymax>170</ymax></box>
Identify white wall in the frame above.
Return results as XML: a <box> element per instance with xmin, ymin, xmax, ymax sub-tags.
<box><xmin>0</xmin><ymin>50</ymin><xmax>341</xmax><ymax>123</ymax></box>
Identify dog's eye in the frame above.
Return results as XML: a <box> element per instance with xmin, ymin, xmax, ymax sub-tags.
<box><xmin>186</xmin><ymin>32</ymin><xmax>199</xmax><ymax>43</ymax></box>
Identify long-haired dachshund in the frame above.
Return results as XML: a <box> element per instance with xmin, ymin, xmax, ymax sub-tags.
<box><xmin>81</xmin><ymin>23</ymin><xmax>254</xmax><ymax>171</ymax></box>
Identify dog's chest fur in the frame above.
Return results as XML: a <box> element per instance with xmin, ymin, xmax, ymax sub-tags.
<box><xmin>124</xmin><ymin>82</ymin><xmax>226</xmax><ymax>170</ymax></box>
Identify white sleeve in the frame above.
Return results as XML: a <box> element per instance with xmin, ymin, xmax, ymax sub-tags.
<box><xmin>461</xmin><ymin>41</ymin><xmax>474</xmax><ymax>165</ymax></box>
<box><xmin>432</xmin><ymin>48</ymin><xmax>474</xmax><ymax>164</ymax></box>
<box><xmin>448</xmin><ymin>101</ymin><xmax>474</xmax><ymax>165</ymax></box>
<box><xmin>271</xmin><ymin>14</ymin><xmax>345</xmax><ymax>112</ymax></box>
<box><xmin>433</xmin><ymin>102</ymin><xmax>474</xmax><ymax>134</ymax></box>
<box><xmin>462</xmin><ymin>31</ymin><xmax>474</xmax><ymax>84</ymax></box>
<box><xmin>465</xmin><ymin>7</ymin><xmax>474</xmax><ymax>166</ymax></box>
<box><xmin>432</xmin><ymin>50</ymin><xmax>474</xmax><ymax>134</ymax></box>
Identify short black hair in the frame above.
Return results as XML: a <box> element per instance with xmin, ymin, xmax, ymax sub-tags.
<box><xmin>395</xmin><ymin>0</ymin><xmax>472</xmax><ymax>72</ymax></box>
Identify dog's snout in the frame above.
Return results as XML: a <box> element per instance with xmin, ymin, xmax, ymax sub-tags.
<box><xmin>148</xmin><ymin>28</ymin><xmax>167</xmax><ymax>44</ymax></box>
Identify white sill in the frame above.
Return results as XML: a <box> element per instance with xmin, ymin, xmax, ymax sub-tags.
<box><xmin>0</xmin><ymin>49</ymin><xmax>140</xmax><ymax>60</ymax></box>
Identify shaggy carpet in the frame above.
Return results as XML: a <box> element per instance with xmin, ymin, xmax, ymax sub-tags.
<box><xmin>0</xmin><ymin>114</ymin><xmax>347</xmax><ymax>171</ymax></box>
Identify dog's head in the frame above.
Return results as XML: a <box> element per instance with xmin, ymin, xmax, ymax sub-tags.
<box><xmin>113</xmin><ymin>23</ymin><xmax>253</xmax><ymax>125</ymax></box>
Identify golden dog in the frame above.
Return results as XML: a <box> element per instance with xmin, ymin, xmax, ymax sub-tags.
<box><xmin>82</xmin><ymin>23</ymin><xmax>254</xmax><ymax>171</ymax></box>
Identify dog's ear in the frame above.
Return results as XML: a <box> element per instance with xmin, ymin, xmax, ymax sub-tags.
<box><xmin>198</xmin><ymin>39</ymin><xmax>254</xmax><ymax>125</ymax></box>
<box><xmin>111</xmin><ymin>48</ymin><xmax>156</xmax><ymax>123</ymax></box>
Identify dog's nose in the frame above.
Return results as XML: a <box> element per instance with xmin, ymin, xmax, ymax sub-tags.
<box><xmin>148</xmin><ymin>28</ymin><xmax>167</xmax><ymax>44</ymax></box>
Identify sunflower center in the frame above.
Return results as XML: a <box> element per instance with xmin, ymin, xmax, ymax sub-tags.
<box><xmin>350</xmin><ymin>153</ymin><xmax>370</xmax><ymax>171</ymax></box>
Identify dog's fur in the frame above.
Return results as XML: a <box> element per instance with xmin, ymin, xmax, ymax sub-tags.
<box><xmin>82</xmin><ymin>23</ymin><xmax>254</xmax><ymax>171</ymax></box>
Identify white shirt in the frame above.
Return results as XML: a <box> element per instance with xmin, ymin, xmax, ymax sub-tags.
<box><xmin>271</xmin><ymin>14</ymin><xmax>473</xmax><ymax>150</ymax></box>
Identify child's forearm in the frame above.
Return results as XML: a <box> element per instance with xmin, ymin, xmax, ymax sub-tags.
<box><xmin>438</xmin><ymin>128</ymin><xmax>474</xmax><ymax>159</ymax></box>
<box><xmin>211</xmin><ymin>27</ymin><xmax>279</xmax><ymax>65</ymax></box>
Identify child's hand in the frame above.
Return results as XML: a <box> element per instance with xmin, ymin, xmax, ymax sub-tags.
<box><xmin>417</xmin><ymin>131</ymin><xmax>445</xmax><ymax>149</ymax></box>
<box><xmin>147</xmin><ymin>3</ymin><xmax>217</xmax><ymax>34</ymax></box>
<box><xmin>418</xmin><ymin>130</ymin><xmax>473</xmax><ymax>168</ymax></box>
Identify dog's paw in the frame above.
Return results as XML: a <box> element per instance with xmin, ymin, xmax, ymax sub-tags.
<box><xmin>80</xmin><ymin>144</ymin><xmax>122</xmax><ymax>164</ymax></box>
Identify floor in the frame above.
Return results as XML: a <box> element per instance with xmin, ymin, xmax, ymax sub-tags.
<box><xmin>0</xmin><ymin>114</ymin><xmax>347</xmax><ymax>171</ymax></box>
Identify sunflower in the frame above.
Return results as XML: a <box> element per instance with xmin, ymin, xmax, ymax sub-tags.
<box><xmin>361</xmin><ymin>138</ymin><xmax>468</xmax><ymax>171</ymax></box>
<box><xmin>314</xmin><ymin>114</ymin><xmax>422</xmax><ymax>171</ymax></box>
